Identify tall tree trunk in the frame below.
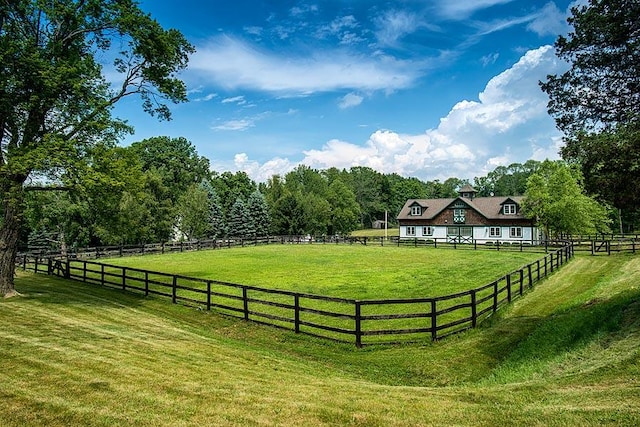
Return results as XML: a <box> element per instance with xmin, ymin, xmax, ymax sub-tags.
<box><xmin>0</xmin><ymin>181</ymin><xmax>24</xmax><ymax>298</ymax></box>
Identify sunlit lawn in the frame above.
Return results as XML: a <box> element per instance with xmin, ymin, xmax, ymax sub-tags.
<box><xmin>102</xmin><ymin>244</ymin><xmax>542</xmax><ymax>299</ymax></box>
<box><xmin>1</xmin><ymin>254</ymin><xmax>639</xmax><ymax>426</ymax></box>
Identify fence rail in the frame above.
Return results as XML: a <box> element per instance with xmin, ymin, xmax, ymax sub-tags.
<box><xmin>24</xmin><ymin>234</ymin><xmax>580</xmax><ymax>261</ymax></box>
<box><xmin>18</xmin><ymin>242</ymin><xmax>574</xmax><ymax>347</ymax></box>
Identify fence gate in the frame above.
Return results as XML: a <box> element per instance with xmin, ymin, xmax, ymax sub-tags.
<box><xmin>48</xmin><ymin>259</ymin><xmax>68</xmax><ymax>278</ymax></box>
<box><xmin>591</xmin><ymin>240</ymin><xmax>610</xmax><ymax>254</ymax></box>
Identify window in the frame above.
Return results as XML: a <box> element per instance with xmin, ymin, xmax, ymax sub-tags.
<box><xmin>490</xmin><ymin>227</ymin><xmax>501</xmax><ymax>237</ymax></box>
<box><xmin>459</xmin><ymin>227</ymin><xmax>472</xmax><ymax>237</ymax></box>
<box><xmin>407</xmin><ymin>226</ymin><xmax>416</xmax><ymax>236</ymax></box>
<box><xmin>422</xmin><ymin>226</ymin><xmax>433</xmax><ymax>236</ymax></box>
<box><xmin>447</xmin><ymin>226</ymin><xmax>458</xmax><ymax>236</ymax></box>
<box><xmin>453</xmin><ymin>208</ymin><xmax>465</xmax><ymax>223</ymax></box>
<box><xmin>510</xmin><ymin>227</ymin><xmax>522</xmax><ymax>238</ymax></box>
<box><xmin>410</xmin><ymin>205</ymin><xmax>421</xmax><ymax>216</ymax></box>
<box><xmin>503</xmin><ymin>204</ymin><xmax>516</xmax><ymax>215</ymax></box>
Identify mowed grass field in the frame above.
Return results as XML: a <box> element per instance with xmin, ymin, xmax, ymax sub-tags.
<box><xmin>100</xmin><ymin>244</ymin><xmax>543</xmax><ymax>299</ymax></box>
<box><xmin>1</xmin><ymin>253</ymin><xmax>639</xmax><ymax>425</ymax></box>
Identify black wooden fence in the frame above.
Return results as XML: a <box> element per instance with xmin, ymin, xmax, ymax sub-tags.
<box><xmin>27</xmin><ymin>234</ymin><xmax>569</xmax><ymax>261</ymax></box>
<box><xmin>18</xmin><ymin>242</ymin><xmax>574</xmax><ymax>347</ymax></box>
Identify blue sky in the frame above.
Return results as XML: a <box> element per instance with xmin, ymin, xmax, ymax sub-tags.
<box><xmin>113</xmin><ymin>0</ymin><xmax>580</xmax><ymax>183</ymax></box>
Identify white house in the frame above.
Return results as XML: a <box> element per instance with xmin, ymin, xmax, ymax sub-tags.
<box><xmin>397</xmin><ymin>185</ymin><xmax>540</xmax><ymax>244</ymax></box>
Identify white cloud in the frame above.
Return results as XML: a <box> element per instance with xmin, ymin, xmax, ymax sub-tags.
<box><xmin>527</xmin><ymin>2</ymin><xmax>567</xmax><ymax>36</ymax></box>
<box><xmin>338</xmin><ymin>92</ymin><xmax>364</xmax><ymax>109</ymax></box>
<box><xmin>212</xmin><ymin>119</ymin><xmax>254</xmax><ymax>131</ymax></box>
<box><xmin>374</xmin><ymin>10</ymin><xmax>421</xmax><ymax>46</ymax></box>
<box><xmin>436</xmin><ymin>0</ymin><xmax>515</xmax><ymax>20</ymax></box>
<box><xmin>481</xmin><ymin>52</ymin><xmax>500</xmax><ymax>66</ymax></box>
<box><xmin>221</xmin><ymin>95</ymin><xmax>246</xmax><ymax>105</ymax></box>
<box><xmin>231</xmin><ymin>153</ymin><xmax>296</xmax><ymax>182</ymax></box>
<box><xmin>228</xmin><ymin>45</ymin><xmax>567</xmax><ymax>182</ymax></box>
<box><xmin>189</xmin><ymin>35</ymin><xmax>423</xmax><ymax>94</ymax></box>
<box><xmin>192</xmin><ymin>93</ymin><xmax>217</xmax><ymax>102</ymax></box>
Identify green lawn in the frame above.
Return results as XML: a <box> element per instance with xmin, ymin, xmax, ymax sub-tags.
<box><xmin>1</xmin><ymin>253</ymin><xmax>639</xmax><ymax>426</ymax></box>
<box><xmin>101</xmin><ymin>244</ymin><xmax>542</xmax><ymax>299</ymax></box>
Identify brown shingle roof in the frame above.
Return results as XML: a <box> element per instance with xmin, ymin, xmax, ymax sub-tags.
<box><xmin>397</xmin><ymin>196</ymin><xmax>526</xmax><ymax>220</ymax></box>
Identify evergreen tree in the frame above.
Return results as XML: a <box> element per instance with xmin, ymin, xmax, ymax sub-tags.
<box><xmin>227</xmin><ymin>198</ymin><xmax>249</xmax><ymax>238</ymax></box>
<box><xmin>200</xmin><ymin>180</ymin><xmax>226</xmax><ymax>238</ymax></box>
<box><xmin>246</xmin><ymin>191</ymin><xmax>271</xmax><ymax>238</ymax></box>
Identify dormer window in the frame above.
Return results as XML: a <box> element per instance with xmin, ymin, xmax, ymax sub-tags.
<box><xmin>503</xmin><ymin>204</ymin><xmax>516</xmax><ymax>215</ymax></box>
<box><xmin>410</xmin><ymin>205</ymin><xmax>422</xmax><ymax>216</ymax></box>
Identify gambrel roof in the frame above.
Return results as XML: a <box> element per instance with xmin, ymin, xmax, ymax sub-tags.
<box><xmin>397</xmin><ymin>196</ymin><xmax>526</xmax><ymax>221</ymax></box>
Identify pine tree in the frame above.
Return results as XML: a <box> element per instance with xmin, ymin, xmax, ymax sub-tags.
<box><xmin>246</xmin><ymin>191</ymin><xmax>271</xmax><ymax>238</ymax></box>
<box><xmin>227</xmin><ymin>198</ymin><xmax>249</xmax><ymax>238</ymax></box>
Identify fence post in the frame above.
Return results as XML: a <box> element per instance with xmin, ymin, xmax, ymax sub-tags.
<box><xmin>355</xmin><ymin>301</ymin><xmax>362</xmax><ymax>348</ymax></box>
<box><xmin>23</xmin><ymin>254</ymin><xmax>27</xmax><ymax>271</ymax></box>
<box><xmin>537</xmin><ymin>259</ymin><xmax>541</xmax><ymax>281</ymax></box>
<box><xmin>519</xmin><ymin>269</ymin><xmax>524</xmax><ymax>296</ymax></box>
<box><xmin>172</xmin><ymin>276</ymin><xmax>177</xmax><ymax>304</ymax></box>
<box><xmin>493</xmin><ymin>281</ymin><xmax>498</xmax><ymax>312</ymax></box>
<box><xmin>121</xmin><ymin>267</ymin><xmax>126</xmax><ymax>291</ymax></box>
<box><xmin>207</xmin><ymin>281</ymin><xmax>211</xmax><ymax>311</ymax></box>
<box><xmin>295</xmin><ymin>295</ymin><xmax>301</xmax><ymax>334</ymax></box>
<box><xmin>471</xmin><ymin>290</ymin><xmax>477</xmax><ymax>328</ymax></box>
<box><xmin>35</xmin><ymin>257</ymin><xmax>39</xmax><ymax>273</ymax></box>
<box><xmin>550</xmin><ymin>253</ymin><xmax>554</xmax><ymax>272</ymax></box>
<box><xmin>47</xmin><ymin>258</ymin><xmax>53</xmax><ymax>275</ymax></box>
<box><xmin>527</xmin><ymin>264</ymin><xmax>533</xmax><ymax>288</ymax></box>
<box><xmin>145</xmin><ymin>272</ymin><xmax>149</xmax><ymax>296</ymax></box>
<box><xmin>65</xmin><ymin>259</ymin><xmax>70</xmax><ymax>279</ymax></box>
<box><xmin>430</xmin><ymin>299</ymin><xmax>437</xmax><ymax>341</ymax></box>
<box><xmin>506</xmin><ymin>274</ymin><xmax>512</xmax><ymax>303</ymax></box>
<box><xmin>242</xmin><ymin>286</ymin><xmax>249</xmax><ymax>320</ymax></box>
<box><xmin>101</xmin><ymin>264</ymin><xmax>105</xmax><ymax>285</ymax></box>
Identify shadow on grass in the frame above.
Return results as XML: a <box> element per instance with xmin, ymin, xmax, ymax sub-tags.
<box><xmin>12</xmin><ymin>272</ymin><xmax>147</xmax><ymax>308</ymax></box>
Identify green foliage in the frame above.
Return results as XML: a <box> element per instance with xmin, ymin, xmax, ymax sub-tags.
<box><xmin>227</xmin><ymin>197</ymin><xmax>249</xmax><ymax>238</ymax></box>
<box><xmin>522</xmin><ymin>161</ymin><xmax>611</xmax><ymax>237</ymax></box>
<box><xmin>200</xmin><ymin>180</ymin><xmax>226</xmax><ymax>238</ymax></box>
<box><xmin>474</xmin><ymin>161</ymin><xmax>541</xmax><ymax>197</ymax></box>
<box><xmin>326</xmin><ymin>179</ymin><xmax>360</xmax><ymax>235</ymax></box>
<box><xmin>129</xmin><ymin>136</ymin><xmax>211</xmax><ymax>204</ymax></box>
<box><xmin>0</xmin><ymin>0</ymin><xmax>193</xmax><ymax>294</ymax></box>
<box><xmin>210</xmin><ymin>171</ymin><xmax>257</xmax><ymax>218</ymax></box>
<box><xmin>541</xmin><ymin>0</ymin><xmax>640</xmax><ymax>228</ymax></box>
<box><xmin>176</xmin><ymin>183</ymin><xmax>211</xmax><ymax>240</ymax></box>
<box><xmin>541</xmin><ymin>0</ymin><xmax>640</xmax><ymax>137</ymax></box>
<box><xmin>246</xmin><ymin>190</ymin><xmax>270</xmax><ymax>238</ymax></box>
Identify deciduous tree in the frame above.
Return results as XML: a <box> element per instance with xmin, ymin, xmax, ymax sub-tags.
<box><xmin>522</xmin><ymin>161</ymin><xmax>610</xmax><ymax>238</ymax></box>
<box><xmin>540</xmin><ymin>0</ymin><xmax>640</xmax><ymax>223</ymax></box>
<box><xmin>0</xmin><ymin>0</ymin><xmax>193</xmax><ymax>297</ymax></box>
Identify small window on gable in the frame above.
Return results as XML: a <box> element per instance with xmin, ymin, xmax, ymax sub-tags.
<box><xmin>503</xmin><ymin>204</ymin><xmax>517</xmax><ymax>215</ymax></box>
<box><xmin>410</xmin><ymin>205</ymin><xmax>422</xmax><ymax>216</ymax></box>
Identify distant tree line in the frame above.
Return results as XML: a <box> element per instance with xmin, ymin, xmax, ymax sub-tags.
<box><xmin>20</xmin><ymin>133</ymin><xmax>630</xmax><ymax>253</ymax></box>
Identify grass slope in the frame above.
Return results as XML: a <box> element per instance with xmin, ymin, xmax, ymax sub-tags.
<box><xmin>1</xmin><ymin>254</ymin><xmax>639</xmax><ymax>426</ymax></box>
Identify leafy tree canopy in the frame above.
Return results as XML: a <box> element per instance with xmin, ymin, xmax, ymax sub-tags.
<box><xmin>522</xmin><ymin>161</ymin><xmax>611</xmax><ymax>238</ymax></box>
<box><xmin>0</xmin><ymin>0</ymin><xmax>193</xmax><ymax>296</ymax></box>
<box><xmin>540</xmin><ymin>0</ymin><xmax>640</xmax><ymax>137</ymax></box>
